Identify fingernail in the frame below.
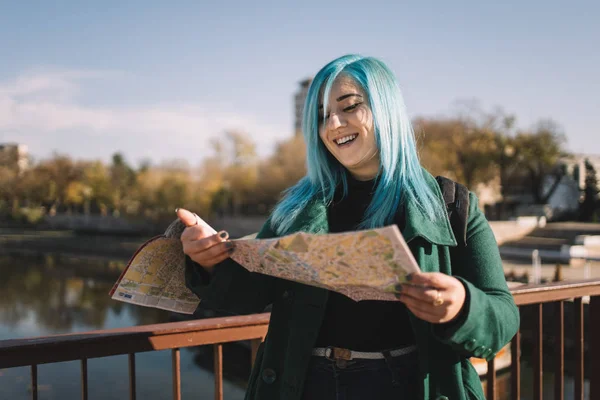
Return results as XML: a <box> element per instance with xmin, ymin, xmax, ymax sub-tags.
<box><xmin>394</xmin><ymin>283</ymin><xmax>403</xmax><ymax>293</ymax></box>
<box><xmin>175</xmin><ymin>208</ymin><xmax>179</xmax><ymax>213</ymax></box>
<box><xmin>406</xmin><ymin>273</ymin><xmax>413</xmax><ymax>281</ymax></box>
<box><xmin>218</xmin><ymin>231</ymin><xmax>229</xmax><ymax>240</ymax></box>
<box><xmin>225</xmin><ymin>241</ymin><xmax>234</xmax><ymax>249</ymax></box>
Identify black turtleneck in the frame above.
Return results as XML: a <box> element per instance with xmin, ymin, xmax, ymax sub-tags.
<box><xmin>313</xmin><ymin>174</ymin><xmax>415</xmax><ymax>351</ymax></box>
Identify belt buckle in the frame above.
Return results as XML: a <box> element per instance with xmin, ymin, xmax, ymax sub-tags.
<box><xmin>325</xmin><ymin>346</ymin><xmax>352</xmax><ymax>362</ymax></box>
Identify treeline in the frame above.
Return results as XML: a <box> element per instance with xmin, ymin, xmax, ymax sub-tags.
<box><xmin>0</xmin><ymin>132</ymin><xmax>306</xmax><ymax>224</ymax></box>
<box><xmin>1</xmin><ymin>108</ymin><xmax>598</xmax><ymax>224</ymax></box>
<box><xmin>416</xmin><ymin>109</ymin><xmax>598</xmax><ymax>221</ymax></box>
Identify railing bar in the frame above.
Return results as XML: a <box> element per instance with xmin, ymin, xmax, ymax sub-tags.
<box><xmin>0</xmin><ymin>324</ymin><xmax>270</xmax><ymax>369</ymax></box>
<box><xmin>214</xmin><ymin>344</ymin><xmax>223</xmax><ymax>400</ymax></box>
<box><xmin>486</xmin><ymin>357</ymin><xmax>496</xmax><ymax>400</ymax></box>
<box><xmin>575</xmin><ymin>298</ymin><xmax>584</xmax><ymax>400</ymax></box>
<box><xmin>511</xmin><ymin>330</ymin><xmax>521</xmax><ymax>400</ymax></box>
<box><xmin>129</xmin><ymin>353</ymin><xmax>136</xmax><ymax>400</ymax></box>
<box><xmin>512</xmin><ymin>282</ymin><xmax>600</xmax><ymax>306</ymax></box>
<box><xmin>251</xmin><ymin>338</ymin><xmax>262</xmax><ymax>366</ymax></box>
<box><xmin>30</xmin><ymin>364</ymin><xmax>38</xmax><ymax>400</ymax></box>
<box><xmin>534</xmin><ymin>303</ymin><xmax>543</xmax><ymax>400</ymax></box>
<box><xmin>590</xmin><ymin>295</ymin><xmax>600</xmax><ymax>400</ymax></box>
<box><xmin>81</xmin><ymin>358</ymin><xmax>88</xmax><ymax>400</ymax></box>
<box><xmin>172</xmin><ymin>349</ymin><xmax>181</xmax><ymax>400</ymax></box>
<box><xmin>555</xmin><ymin>301</ymin><xmax>564</xmax><ymax>400</ymax></box>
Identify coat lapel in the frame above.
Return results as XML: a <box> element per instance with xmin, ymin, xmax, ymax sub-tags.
<box><xmin>287</xmin><ymin>199</ymin><xmax>330</xmax><ymax>234</ymax></box>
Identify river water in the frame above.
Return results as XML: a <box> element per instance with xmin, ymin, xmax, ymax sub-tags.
<box><xmin>0</xmin><ymin>254</ymin><xmax>247</xmax><ymax>400</ymax></box>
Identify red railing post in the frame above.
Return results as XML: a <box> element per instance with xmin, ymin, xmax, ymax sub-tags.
<box><xmin>555</xmin><ymin>301</ymin><xmax>564</xmax><ymax>400</ymax></box>
<box><xmin>534</xmin><ymin>303</ymin><xmax>543</xmax><ymax>400</ymax></box>
<box><xmin>486</xmin><ymin>357</ymin><xmax>496</xmax><ymax>400</ymax></box>
<box><xmin>129</xmin><ymin>353</ymin><xmax>137</xmax><ymax>400</ymax></box>
<box><xmin>251</xmin><ymin>336</ymin><xmax>264</xmax><ymax>366</ymax></box>
<box><xmin>590</xmin><ymin>295</ymin><xmax>600</xmax><ymax>400</ymax></box>
<box><xmin>172</xmin><ymin>349</ymin><xmax>181</xmax><ymax>400</ymax></box>
<box><xmin>575</xmin><ymin>298</ymin><xmax>584</xmax><ymax>400</ymax></box>
<box><xmin>81</xmin><ymin>358</ymin><xmax>88</xmax><ymax>400</ymax></box>
<box><xmin>214</xmin><ymin>344</ymin><xmax>224</xmax><ymax>400</ymax></box>
<box><xmin>511</xmin><ymin>330</ymin><xmax>521</xmax><ymax>400</ymax></box>
<box><xmin>30</xmin><ymin>364</ymin><xmax>38</xmax><ymax>400</ymax></box>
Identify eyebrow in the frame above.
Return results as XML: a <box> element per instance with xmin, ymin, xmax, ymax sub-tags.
<box><xmin>336</xmin><ymin>93</ymin><xmax>362</xmax><ymax>102</ymax></box>
<box><xmin>318</xmin><ymin>93</ymin><xmax>363</xmax><ymax>110</ymax></box>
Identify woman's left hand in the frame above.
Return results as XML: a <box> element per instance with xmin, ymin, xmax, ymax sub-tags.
<box><xmin>395</xmin><ymin>272</ymin><xmax>466</xmax><ymax>324</ymax></box>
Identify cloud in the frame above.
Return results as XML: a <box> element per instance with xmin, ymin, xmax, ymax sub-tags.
<box><xmin>0</xmin><ymin>69</ymin><xmax>287</xmax><ymax>166</ymax></box>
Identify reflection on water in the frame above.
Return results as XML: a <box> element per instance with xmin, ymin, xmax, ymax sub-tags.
<box><xmin>0</xmin><ymin>254</ymin><xmax>247</xmax><ymax>400</ymax></box>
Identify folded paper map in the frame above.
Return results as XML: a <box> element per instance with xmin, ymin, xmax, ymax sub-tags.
<box><xmin>109</xmin><ymin>218</ymin><xmax>420</xmax><ymax>314</ymax></box>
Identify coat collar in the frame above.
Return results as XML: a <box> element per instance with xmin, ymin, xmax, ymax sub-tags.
<box><xmin>291</xmin><ymin>169</ymin><xmax>457</xmax><ymax>247</ymax></box>
<box><xmin>401</xmin><ymin>170</ymin><xmax>457</xmax><ymax>246</ymax></box>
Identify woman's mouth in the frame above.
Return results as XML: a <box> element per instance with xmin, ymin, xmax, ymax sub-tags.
<box><xmin>334</xmin><ymin>134</ymin><xmax>358</xmax><ymax>147</ymax></box>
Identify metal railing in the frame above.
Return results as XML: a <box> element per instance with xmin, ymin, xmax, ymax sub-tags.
<box><xmin>1</xmin><ymin>280</ymin><xmax>600</xmax><ymax>400</ymax></box>
<box><xmin>489</xmin><ymin>279</ymin><xmax>600</xmax><ymax>400</ymax></box>
<box><xmin>0</xmin><ymin>313</ymin><xmax>270</xmax><ymax>400</ymax></box>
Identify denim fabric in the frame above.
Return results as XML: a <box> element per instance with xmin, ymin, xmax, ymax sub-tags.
<box><xmin>300</xmin><ymin>350</ymin><xmax>420</xmax><ymax>400</ymax></box>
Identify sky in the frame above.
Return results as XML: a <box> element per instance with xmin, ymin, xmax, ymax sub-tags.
<box><xmin>1</xmin><ymin>1</ymin><xmax>598</xmax><ymax>168</ymax></box>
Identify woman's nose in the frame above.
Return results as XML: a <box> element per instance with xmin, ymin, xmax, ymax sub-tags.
<box><xmin>327</xmin><ymin>113</ymin><xmax>344</xmax><ymax>130</ymax></box>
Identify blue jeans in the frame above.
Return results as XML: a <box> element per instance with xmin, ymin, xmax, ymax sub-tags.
<box><xmin>301</xmin><ymin>350</ymin><xmax>421</xmax><ymax>400</ymax></box>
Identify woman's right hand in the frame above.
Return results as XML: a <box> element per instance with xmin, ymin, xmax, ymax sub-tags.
<box><xmin>176</xmin><ymin>208</ymin><xmax>234</xmax><ymax>272</ymax></box>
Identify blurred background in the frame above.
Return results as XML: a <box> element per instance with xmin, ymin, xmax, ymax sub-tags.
<box><xmin>0</xmin><ymin>1</ymin><xmax>599</xmax><ymax>399</ymax></box>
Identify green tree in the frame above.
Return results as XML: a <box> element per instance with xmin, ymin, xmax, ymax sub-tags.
<box><xmin>580</xmin><ymin>159</ymin><xmax>599</xmax><ymax>221</ymax></box>
<box><xmin>82</xmin><ymin>161</ymin><xmax>112</xmax><ymax>215</ymax></box>
<box><xmin>415</xmin><ymin>117</ymin><xmax>497</xmax><ymax>188</ymax></box>
<box><xmin>210</xmin><ymin>131</ymin><xmax>259</xmax><ymax>215</ymax></box>
<box><xmin>109</xmin><ymin>153</ymin><xmax>137</xmax><ymax>216</ymax></box>
<box><xmin>65</xmin><ymin>181</ymin><xmax>92</xmax><ymax>213</ymax></box>
<box><xmin>23</xmin><ymin>154</ymin><xmax>85</xmax><ymax>213</ymax></box>
<box><xmin>153</xmin><ymin>162</ymin><xmax>193</xmax><ymax>216</ymax></box>
<box><xmin>256</xmin><ymin>134</ymin><xmax>307</xmax><ymax>211</ymax></box>
<box><xmin>482</xmin><ymin>111</ymin><xmax>518</xmax><ymax>200</ymax></box>
<box><xmin>511</xmin><ymin>120</ymin><xmax>569</xmax><ymax>204</ymax></box>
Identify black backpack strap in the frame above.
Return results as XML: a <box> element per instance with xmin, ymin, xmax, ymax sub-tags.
<box><xmin>435</xmin><ymin>176</ymin><xmax>470</xmax><ymax>247</ymax></box>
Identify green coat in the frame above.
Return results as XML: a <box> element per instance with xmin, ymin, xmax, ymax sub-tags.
<box><xmin>186</xmin><ymin>171</ymin><xmax>520</xmax><ymax>400</ymax></box>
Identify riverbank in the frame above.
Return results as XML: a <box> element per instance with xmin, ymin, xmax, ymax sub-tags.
<box><xmin>0</xmin><ymin>214</ymin><xmax>268</xmax><ymax>261</ymax></box>
<box><xmin>0</xmin><ymin>228</ymin><xmax>145</xmax><ymax>260</ymax></box>
<box><xmin>6</xmin><ymin>214</ymin><xmax>268</xmax><ymax>237</ymax></box>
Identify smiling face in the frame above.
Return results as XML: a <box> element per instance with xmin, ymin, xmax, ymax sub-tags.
<box><xmin>318</xmin><ymin>75</ymin><xmax>380</xmax><ymax>181</ymax></box>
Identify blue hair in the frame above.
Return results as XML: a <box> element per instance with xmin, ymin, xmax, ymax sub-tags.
<box><xmin>270</xmin><ymin>54</ymin><xmax>445</xmax><ymax>235</ymax></box>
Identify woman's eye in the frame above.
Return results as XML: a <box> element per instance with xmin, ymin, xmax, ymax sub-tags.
<box><xmin>343</xmin><ymin>102</ymin><xmax>362</xmax><ymax>112</ymax></box>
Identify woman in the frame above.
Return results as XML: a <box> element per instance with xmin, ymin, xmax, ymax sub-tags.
<box><xmin>179</xmin><ymin>54</ymin><xmax>519</xmax><ymax>400</ymax></box>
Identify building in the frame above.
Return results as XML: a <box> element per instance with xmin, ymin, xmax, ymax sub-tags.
<box><xmin>562</xmin><ymin>153</ymin><xmax>600</xmax><ymax>192</ymax></box>
<box><xmin>0</xmin><ymin>143</ymin><xmax>29</xmax><ymax>174</ymax></box>
<box><xmin>498</xmin><ymin>153</ymin><xmax>600</xmax><ymax>220</ymax></box>
<box><xmin>294</xmin><ymin>78</ymin><xmax>312</xmax><ymax>134</ymax></box>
